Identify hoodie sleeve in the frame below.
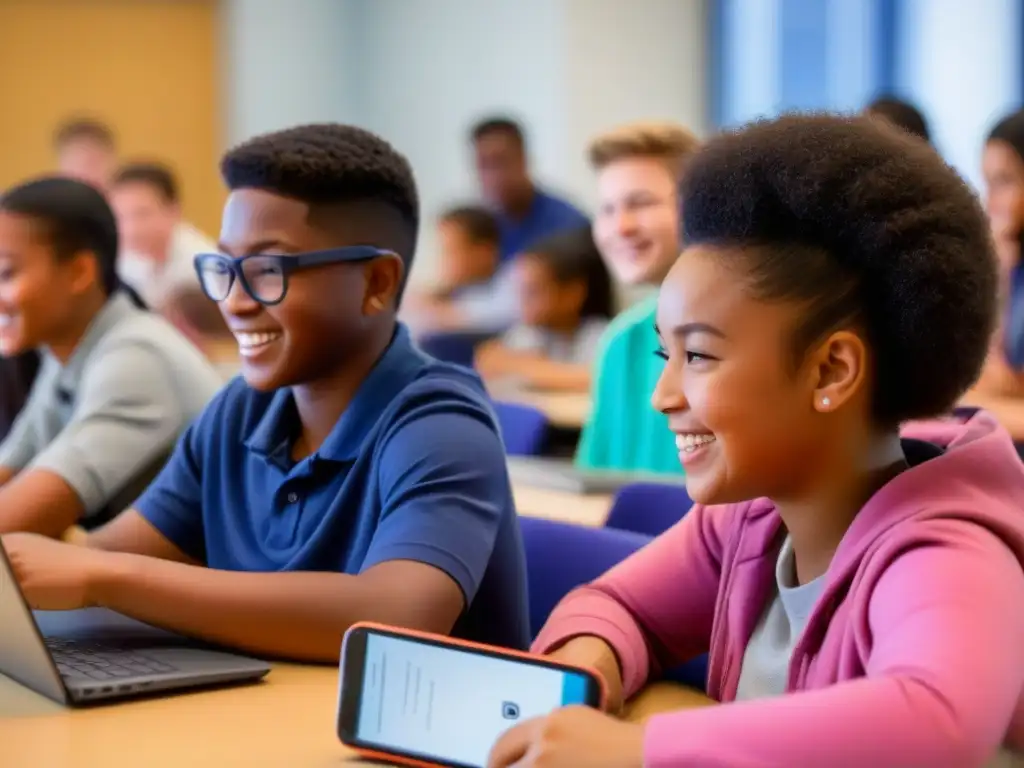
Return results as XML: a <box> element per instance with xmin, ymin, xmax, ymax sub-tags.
<box><xmin>641</xmin><ymin>528</ymin><xmax>1024</xmax><ymax>768</ymax></box>
<box><xmin>531</xmin><ymin>503</ymin><xmax>728</xmax><ymax>698</ymax></box>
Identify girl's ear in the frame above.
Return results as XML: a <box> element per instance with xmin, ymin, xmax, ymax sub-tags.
<box><xmin>67</xmin><ymin>250</ymin><xmax>100</xmax><ymax>296</ymax></box>
<box><xmin>806</xmin><ymin>330</ymin><xmax>869</xmax><ymax>413</ymax></box>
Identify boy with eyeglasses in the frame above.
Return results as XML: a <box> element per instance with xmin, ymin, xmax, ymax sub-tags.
<box><xmin>2</xmin><ymin>124</ymin><xmax>531</xmax><ymax>659</ymax></box>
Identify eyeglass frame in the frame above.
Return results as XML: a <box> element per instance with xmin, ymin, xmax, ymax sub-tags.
<box><xmin>192</xmin><ymin>245</ymin><xmax>395</xmax><ymax>306</ymax></box>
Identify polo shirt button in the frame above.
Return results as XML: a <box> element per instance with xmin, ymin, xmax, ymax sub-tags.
<box><xmin>287</xmin><ymin>492</ymin><xmax>299</xmax><ymax>504</ymax></box>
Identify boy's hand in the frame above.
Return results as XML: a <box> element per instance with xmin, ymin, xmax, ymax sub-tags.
<box><xmin>1</xmin><ymin>532</ymin><xmax>108</xmax><ymax>610</ymax></box>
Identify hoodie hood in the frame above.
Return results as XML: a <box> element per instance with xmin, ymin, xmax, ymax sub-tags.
<box><xmin>782</xmin><ymin>411</ymin><xmax>1024</xmax><ymax>690</ymax></box>
<box><xmin>834</xmin><ymin>411</ymin><xmax>1024</xmax><ymax>573</ymax></box>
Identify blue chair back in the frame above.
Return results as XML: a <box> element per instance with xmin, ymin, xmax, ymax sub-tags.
<box><xmin>417</xmin><ymin>331</ymin><xmax>493</xmax><ymax>368</ymax></box>
<box><xmin>519</xmin><ymin>516</ymin><xmax>708</xmax><ymax>691</ymax></box>
<box><xmin>605</xmin><ymin>482</ymin><xmax>694</xmax><ymax>537</ymax></box>
<box><xmin>493</xmin><ymin>400</ymin><xmax>549</xmax><ymax>456</ymax></box>
<box><xmin>520</xmin><ymin>517</ymin><xmax>652</xmax><ymax>638</ymax></box>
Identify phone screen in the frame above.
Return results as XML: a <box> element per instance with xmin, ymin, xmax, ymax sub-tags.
<box><xmin>343</xmin><ymin>630</ymin><xmax>600</xmax><ymax>768</ymax></box>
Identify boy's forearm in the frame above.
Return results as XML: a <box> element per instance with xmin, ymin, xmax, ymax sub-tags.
<box><xmin>86</xmin><ymin>553</ymin><xmax>376</xmax><ymax>662</ymax></box>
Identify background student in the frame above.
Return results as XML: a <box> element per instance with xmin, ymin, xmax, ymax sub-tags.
<box><xmin>109</xmin><ymin>161</ymin><xmax>216</xmax><ymax>310</ymax></box>
<box><xmin>403</xmin><ymin>205</ymin><xmax>511</xmax><ymax>333</ymax></box>
<box><xmin>489</xmin><ymin>115</ymin><xmax>1024</xmax><ymax>768</ymax></box>
<box><xmin>475</xmin><ymin>226</ymin><xmax>613</xmax><ymax>392</ymax></box>
<box><xmin>0</xmin><ymin>176</ymin><xmax>222</xmax><ymax>537</ymax></box>
<box><xmin>575</xmin><ymin>121</ymin><xmax>700</xmax><ymax>474</ymax></box>
<box><xmin>470</xmin><ymin>116</ymin><xmax>588</xmax><ymax>263</ymax></box>
<box><xmin>2</xmin><ymin>123</ymin><xmax>530</xmax><ymax>662</ymax></box>
<box><xmin>959</xmin><ymin>109</ymin><xmax>1024</xmax><ymax>438</ymax></box>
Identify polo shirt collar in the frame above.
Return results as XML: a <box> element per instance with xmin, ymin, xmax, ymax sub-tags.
<box><xmin>245</xmin><ymin>323</ymin><xmax>427</xmax><ymax>464</ymax></box>
<box><xmin>46</xmin><ymin>291</ymin><xmax>136</xmax><ymax>399</ymax></box>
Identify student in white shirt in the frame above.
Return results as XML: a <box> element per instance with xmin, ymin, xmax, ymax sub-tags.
<box><xmin>109</xmin><ymin>162</ymin><xmax>216</xmax><ymax>309</ymax></box>
<box><xmin>474</xmin><ymin>226</ymin><xmax>613</xmax><ymax>392</ymax></box>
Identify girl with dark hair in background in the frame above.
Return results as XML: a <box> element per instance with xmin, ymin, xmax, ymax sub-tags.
<box><xmin>475</xmin><ymin>226</ymin><xmax>613</xmax><ymax>392</ymax></box>
<box><xmin>0</xmin><ymin>176</ymin><xmax>221</xmax><ymax>537</ymax></box>
<box><xmin>963</xmin><ymin>109</ymin><xmax>1024</xmax><ymax>437</ymax></box>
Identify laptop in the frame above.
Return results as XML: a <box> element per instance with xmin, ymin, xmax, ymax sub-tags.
<box><xmin>506</xmin><ymin>456</ymin><xmax>689</xmax><ymax>495</ymax></box>
<box><xmin>0</xmin><ymin>541</ymin><xmax>271</xmax><ymax>706</ymax></box>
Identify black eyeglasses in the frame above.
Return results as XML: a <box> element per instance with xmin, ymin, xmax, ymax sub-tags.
<box><xmin>193</xmin><ymin>245</ymin><xmax>393</xmax><ymax>306</ymax></box>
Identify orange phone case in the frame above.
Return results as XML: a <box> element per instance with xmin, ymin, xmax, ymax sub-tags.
<box><xmin>337</xmin><ymin>621</ymin><xmax>608</xmax><ymax>768</ymax></box>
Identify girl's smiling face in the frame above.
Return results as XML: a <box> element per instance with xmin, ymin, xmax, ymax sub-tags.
<box><xmin>652</xmin><ymin>244</ymin><xmax>872</xmax><ymax>506</ymax></box>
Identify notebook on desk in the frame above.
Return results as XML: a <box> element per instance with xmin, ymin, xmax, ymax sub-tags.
<box><xmin>506</xmin><ymin>456</ymin><xmax>688</xmax><ymax>495</ymax></box>
<box><xmin>0</xmin><ymin>540</ymin><xmax>270</xmax><ymax>707</ymax></box>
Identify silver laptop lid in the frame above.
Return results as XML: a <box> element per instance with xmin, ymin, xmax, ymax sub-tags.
<box><xmin>506</xmin><ymin>456</ymin><xmax>688</xmax><ymax>494</ymax></box>
<box><xmin>0</xmin><ymin>542</ymin><xmax>68</xmax><ymax>705</ymax></box>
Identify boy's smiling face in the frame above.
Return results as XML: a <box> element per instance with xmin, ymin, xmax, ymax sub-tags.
<box><xmin>215</xmin><ymin>188</ymin><xmax>399</xmax><ymax>392</ymax></box>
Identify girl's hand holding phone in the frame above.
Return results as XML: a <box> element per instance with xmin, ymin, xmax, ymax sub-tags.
<box><xmin>487</xmin><ymin>705</ymin><xmax>644</xmax><ymax>768</ymax></box>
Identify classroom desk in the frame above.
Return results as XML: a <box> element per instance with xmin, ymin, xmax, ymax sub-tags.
<box><xmin>0</xmin><ymin>663</ymin><xmax>713</xmax><ymax>768</ymax></box>
<box><xmin>512</xmin><ymin>484</ymin><xmax>612</xmax><ymax>527</ymax></box>
<box><xmin>486</xmin><ymin>381</ymin><xmax>591</xmax><ymax>430</ymax></box>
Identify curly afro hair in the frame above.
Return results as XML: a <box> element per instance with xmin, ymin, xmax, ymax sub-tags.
<box><xmin>220</xmin><ymin>123</ymin><xmax>419</xmax><ymax>283</ymax></box>
<box><xmin>681</xmin><ymin>113</ymin><xmax>997</xmax><ymax>426</ymax></box>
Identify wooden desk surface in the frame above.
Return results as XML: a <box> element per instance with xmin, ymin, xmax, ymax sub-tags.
<box><xmin>0</xmin><ymin>664</ymin><xmax>712</xmax><ymax>768</ymax></box>
<box><xmin>486</xmin><ymin>381</ymin><xmax>591</xmax><ymax>430</ymax></box>
<box><xmin>0</xmin><ymin>663</ymin><xmax>352</xmax><ymax>768</ymax></box>
<box><xmin>512</xmin><ymin>484</ymin><xmax>612</xmax><ymax>527</ymax></box>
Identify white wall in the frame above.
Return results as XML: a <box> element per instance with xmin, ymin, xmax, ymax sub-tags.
<box><xmin>222</xmin><ymin>0</ymin><xmax>709</xmax><ymax>284</ymax></box>
<box><xmin>898</xmin><ymin>0</ymin><xmax>1021</xmax><ymax>191</ymax></box>
<box><xmin>222</xmin><ymin>0</ymin><xmax>358</xmax><ymax>143</ymax></box>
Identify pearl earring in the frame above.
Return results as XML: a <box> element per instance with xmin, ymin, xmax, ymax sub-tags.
<box><xmin>820</xmin><ymin>397</ymin><xmax>831</xmax><ymax>409</ymax></box>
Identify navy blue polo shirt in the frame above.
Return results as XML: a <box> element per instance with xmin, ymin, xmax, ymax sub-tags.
<box><xmin>498</xmin><ymin>189</ymin><xmax>589</xmax><ymax>262</ymax></box>
<box><xmin>134</xmin><ymin>324</ymin><xmax>530</xmax><ymax>650</ymax></box>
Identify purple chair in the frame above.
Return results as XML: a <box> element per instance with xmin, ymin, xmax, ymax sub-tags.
<box><xmin>417</xmin><ymin>330</ymin><xmax>494</xmax><ymax>368</ymax></box>
<box><xmin>493</xmin><ymin>400</ymin><xmax>549</xmax><ymax>456</ymax></box>
<box><xmin>604</xmin><ymin>482</ymin><xmax>694</xmax><ymax>537</ymax></box>
<box><xmin>519</xmin><ymin>516</ymin><xmax>708</xmax><ymax>691</ymax></box>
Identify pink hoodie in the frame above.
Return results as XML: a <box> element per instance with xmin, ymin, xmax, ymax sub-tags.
<box><xmin>534</xmin><ymin>412</ymin><xmax>1024</xmax><ymax>767</ymax></box>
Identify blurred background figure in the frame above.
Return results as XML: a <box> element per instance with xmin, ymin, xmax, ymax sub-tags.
<box><xmin>52</xmin><ymin>117</ymin><xmax>119</xmax><ymax>194</ymax></box>
<box><xmin>470</xmin><ymin>117</ymin><xmax>589</xmax><ymax>263</ymax></box>
<box><xmin>864</xmin><ymin>96</ymin><xmax>932</xmax><ymax>143</ymax></box>
<box><xmin>403</xmin><ymin>205</ymin><xmax>504</xmax><ymax>332</ymax></box>
<box><xmin>475</xmin><ymin>226</ymin><xmax>612</xmax><ymax>392</ymax></box>
<box><xmin>109</xmin><ymin>161</ymin><xmax>215</xmax><ymax>309</ymax></box>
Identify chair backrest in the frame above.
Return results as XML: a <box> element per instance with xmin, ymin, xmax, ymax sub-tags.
<box><xmin>519</xmin><ymin>516</ymin><xmax>652</xmax><ymax>638</ymax></box>
<box><xmin>605</xmin><ymin>482</ymin><xmax>694</xmax><ymax>537</ymax></box>
<box><xmin>493</xmin><ymin>400</ymin><xmax>549</xmax><ymax>456</ymax></box>
<box><xmin>417</xmin><ymin>330</ymin><xmax>494</xmax><ymax>368</ymax></box>
<box><xmin>519</xmin><ymin>515</ymin><xmax>709</xmax><ymax>691</ymax></box>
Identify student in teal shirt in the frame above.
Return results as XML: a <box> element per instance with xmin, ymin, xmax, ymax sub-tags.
<box><xmin>575</xmin><ymin>122</ymin><xmax>700</xmax><ymax>474</ymax></box>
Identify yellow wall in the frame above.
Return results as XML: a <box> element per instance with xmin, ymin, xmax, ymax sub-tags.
<box><xmin>0</xmin><ymin>0</ymin><xmax>224</xmax><ymax>236</ymax></box>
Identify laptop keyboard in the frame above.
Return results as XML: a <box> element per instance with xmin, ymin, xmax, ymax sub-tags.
<box><xmin>45</xmin><ymin>638</ymin><xmax>179</xmax><ymax>681</ymax></box>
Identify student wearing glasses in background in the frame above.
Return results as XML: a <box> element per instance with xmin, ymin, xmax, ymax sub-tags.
<box><xmin>0</xmin><ymin>177</ymin><xmax>221</xmax><ymax>537</ymax></box>
<box><xmin>1</xmin><ymin>124</ymin><xmax>530</xmax><ymax>662</ymax></box>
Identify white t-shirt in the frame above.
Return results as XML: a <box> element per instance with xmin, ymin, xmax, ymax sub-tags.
<box><xmin>499</xmin><ymin>316</ymin><xmax>607</xmax><ymax>364</ymax></box>
<box><xmin>118</xmin><ymin>222</ymin><xmax>216</xmax><ymax>308</ymax></box>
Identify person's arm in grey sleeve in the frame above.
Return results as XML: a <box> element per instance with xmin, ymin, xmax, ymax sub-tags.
<box><xmin>0</xmin><ymin>342</ymin><xmax>185</xmax><ymax>537</ymax></box>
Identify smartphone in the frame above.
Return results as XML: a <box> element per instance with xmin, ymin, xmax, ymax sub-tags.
<box><xmin>337</xmin><ymin>622</ymin><xmax>605</xmax><ymax>768</ymax></box>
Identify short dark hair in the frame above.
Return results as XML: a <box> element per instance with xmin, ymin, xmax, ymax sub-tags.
<box><xmin>439</xmin><ymin>205</ymin><xmax>500</xmax><ymax>246</ymax></box>
<box><xmin>53</xmin><ymin>117</ymin><xmax>116</xmax><ymax>151</ymax></box>
<box><xmin>523</xmin><ymin>226</ymin><xmax>614</xmax><ymax>320</ymax></box>
<box><xmin>0</xmin><ymin>176</ymin><xmax>145</xmax><ymax>307</ymax></box>
<box><xmin>680</xmin><ymin>113</ymin><xmax>996</xmax><ymax>426</ymax></box>
<box><xmin>865</xmin><ymin>96</ymin><xmax>930</xmax><ymax>143</ymax></box>
<box><xmin>470</xmin><ymin>117</ymin><xmax>525</xmax><ymax>148</ymax></box>
<box><xmin>220</xmin><ymin>123</ymin><xmax>419</xmax><ymax>288</ymax></box>
<box><xmin>112</xmin><ymin>162</ymin><xmax>179</xmax><ymax>204</ymax></box>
